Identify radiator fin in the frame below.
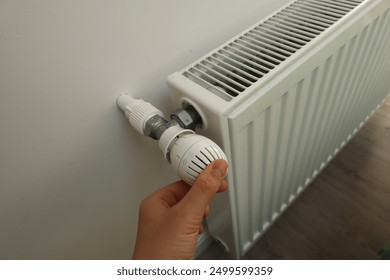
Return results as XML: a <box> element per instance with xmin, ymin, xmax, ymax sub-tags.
<box><xmin>183</xmin><ymin>0</ymin><xmax>364</xmax><ymax>100</ymax></box>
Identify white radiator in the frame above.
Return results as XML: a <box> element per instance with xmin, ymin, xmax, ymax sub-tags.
<box><xmin>167</xmin><ymin>0</ymin><xmax>390</xmax><ymax>258</ymax></box>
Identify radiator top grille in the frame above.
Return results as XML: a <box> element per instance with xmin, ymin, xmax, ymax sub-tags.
<box><xmin>182</xmin><ymin>0</ymin><xmax>364</xmax><ymax>100</ymax></box>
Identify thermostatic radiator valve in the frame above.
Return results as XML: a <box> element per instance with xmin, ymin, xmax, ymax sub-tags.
<box><xmin>117</xmin><ymin>93</ymin><xmax>227</xmax><ymax>185</ymax></box>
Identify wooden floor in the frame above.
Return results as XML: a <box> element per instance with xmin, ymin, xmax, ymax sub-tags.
<box><xmin>199</xmin><ymin>98</ymin><xmax>390</xmax><ymax>260</ymax></box>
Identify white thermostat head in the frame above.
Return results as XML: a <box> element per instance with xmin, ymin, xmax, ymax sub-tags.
<box><xmin>158</xmin><ymin>125</ymin><xmax>194</xmax><ymax>162</ymax></box>
<box><xmin>168</xmin><ymin>133</ymin><xmax>227</xmax><ymax>185</ymax></box>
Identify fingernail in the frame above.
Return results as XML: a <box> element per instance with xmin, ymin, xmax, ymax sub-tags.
<box><xmin>212</xmin><ymin>160</ymin><xmax>227</xmax><ymax>178</ymax></box>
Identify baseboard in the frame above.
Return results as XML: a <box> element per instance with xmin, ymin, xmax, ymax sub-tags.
<box><xmin>195</xmin><ymin>229</ymin><xmax>214</xmax><ymax>258</ymax></box>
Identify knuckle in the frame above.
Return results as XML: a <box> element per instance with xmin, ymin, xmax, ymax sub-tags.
<box><xmin>196</xmin><ymin>176</ymin><xmax>217</xmax><ymax>195</ymax></box>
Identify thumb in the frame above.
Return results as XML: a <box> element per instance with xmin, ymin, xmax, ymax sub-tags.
<box><xmin>179</xmin><ymin>159</ymin><xmax>228</xmax><ymax>215</ymax></box>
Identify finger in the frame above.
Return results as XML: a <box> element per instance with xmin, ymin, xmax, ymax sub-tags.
<box><xmin>147</xmin><ymin>180</ymin><xmax>191</xmax><ymax>208</ymax></box>
<box><xmin>204</xmin><ymin>203</ymin><xmax>210</xmax><ymax>217</ymax></box>
<box><xmin>217</xmin><ymin>180</ymin><xmax>228</xmax><ymax>193</ymax></box>
<box><xmin>178</xmin><ymin>159</ymin><xmax>228</xmax><ymax>216</ymax></box>
<box><xmin>198</xmin><ymin>224</ymin><xmax>204</xmax><ymax>234</ymax></box>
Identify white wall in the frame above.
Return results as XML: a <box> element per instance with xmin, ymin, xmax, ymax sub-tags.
<box><xmin>0</xmin><ymin>0</ymin><xmax>291</xmax><ymax>259</ymax></box>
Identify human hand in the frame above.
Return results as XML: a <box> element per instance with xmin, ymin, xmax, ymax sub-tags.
<box><xmin>132</xmin><ymin>159</ymin><xmax>228</xmax><ymax>260</ymax></box>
